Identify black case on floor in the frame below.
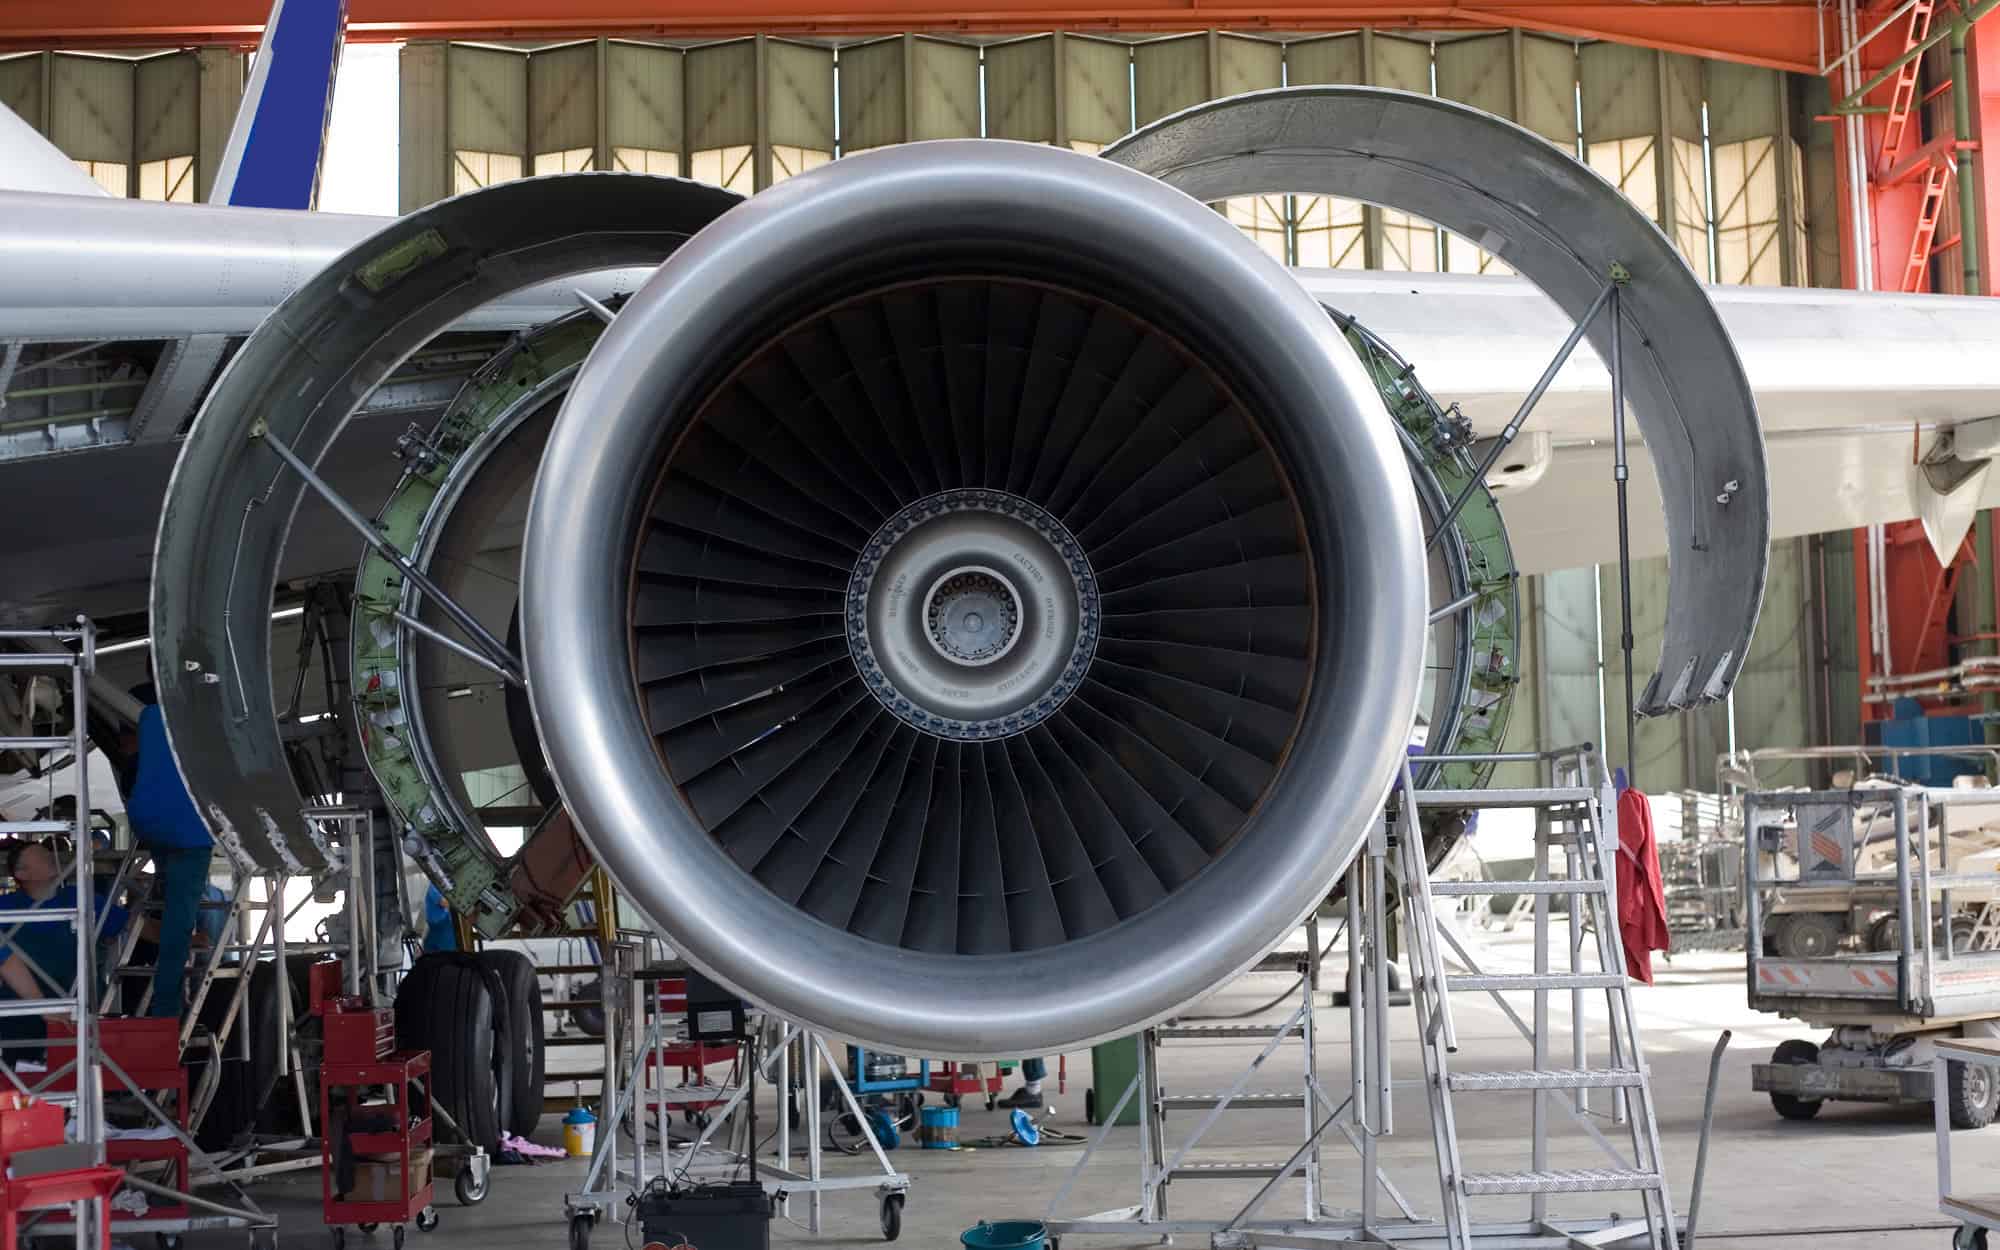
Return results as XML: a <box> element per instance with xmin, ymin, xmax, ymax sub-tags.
<box><xmin>637</xmin><ymin>1182</ymin><xmax>773</xmax><ymax>1250</ymax></box>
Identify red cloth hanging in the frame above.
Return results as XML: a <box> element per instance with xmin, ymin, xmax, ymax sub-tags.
<box><xmin>1616</xmin><ymin>787</ymin><xmax>1671</xmax><ymax>985</ymax></box>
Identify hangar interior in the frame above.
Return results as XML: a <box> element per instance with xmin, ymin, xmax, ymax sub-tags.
<box><xmin>1</xmin><ymin>0</ymin><xmax>2000</xmax><ymax>1247</ymax></box>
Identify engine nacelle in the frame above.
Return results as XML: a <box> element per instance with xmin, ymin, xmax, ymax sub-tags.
<box><xmin>521</xmin><ymin>141</ymin><xmax>1429</xmax><ymax>1057</ymax></box>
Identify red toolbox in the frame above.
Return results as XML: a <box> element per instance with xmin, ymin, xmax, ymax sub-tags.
<box><xmin>0</xmin><ymin>1093</ymin><xmax>123</xmax><ymax>1250</ymax></box>
<box><xmin>45</xmin><ymin>1018</ymin><xmax>191</xmax><ymax>1224</ymax></box>
<box><xmin>320</xmin><ymin>992</ymin><xmax>437</xmax><ymax>1249</ymax></box>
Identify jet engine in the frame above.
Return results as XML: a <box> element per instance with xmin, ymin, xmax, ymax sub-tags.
<box><xmin>521</xmin><ymin>141</ymin><xmax>1429</xmax><ymax>1056</ymax></box>
<box><xmin>150</xmin><ymin>87</ymin><xmax>1767</xmax><ymax>1060</ymax></box>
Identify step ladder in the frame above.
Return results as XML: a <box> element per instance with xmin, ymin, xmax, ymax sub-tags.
<box><xmin>1402</xmin><ymin>757</ymin><xmax>1679</xmax><ymax>1250</ymax></box>
<box><xmin>1042</xmin><ymin>923</ymin><xmax>1343</xmax><ymax>1243</ymax></box>
<box><xmin>1147</xmin><ymin>923</ymin><xmax>1325</xmax><ymax>1218</ymax></box>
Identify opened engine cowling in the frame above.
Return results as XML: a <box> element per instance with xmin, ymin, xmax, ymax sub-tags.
<box><xmin>521</xmin><ymin>141</ymin><xmax>1428</xmax><ymax>1057</ymax></box>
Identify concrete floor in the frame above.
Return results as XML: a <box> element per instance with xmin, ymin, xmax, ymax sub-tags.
<box><xmin>173</xmin><ymin>928</ymin><xmax>1990</xmax><ymax>1250</ymax></box>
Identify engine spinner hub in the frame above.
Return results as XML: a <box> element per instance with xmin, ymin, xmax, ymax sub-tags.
<box><xmin>847</xmin><ymin>490</ymin><xmax>1098</xmax><ymax>740</ymax></box>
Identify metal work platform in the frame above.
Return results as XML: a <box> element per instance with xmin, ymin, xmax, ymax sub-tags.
<box><xmin>1045</xmin><ymin>747</ymin><xmax>1682</xmax><ymax>1250</ymax></box>
<box><xmin>564</xmin><ymin>943</ymin><xmax>910</xmax><ymax>1248</ymax></box>
<box><xmin>1738</xmin><ymin>763</ymin><xmax>2000</xmax><ymax>1126</ymax></box>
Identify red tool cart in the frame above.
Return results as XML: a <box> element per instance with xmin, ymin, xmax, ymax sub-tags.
<box><xmin>0</xmin><ymin>1093</ymin><xmax>123</xmax><ymax>1250</ymax></box>
<box><xmin>928</xmin><ymin>1058</ymin><xmax>1063</xmax><ymax>1109</ymax></box>
<box><xmin>319</xmin><ymin>991</ymin><xmax>438</xmax><ymax>1250</ymax></box>
<box><xmin>45</xmin><ymin>1017</ymin><xmax>191</xmax><ymax>1232</ymax></box>
<box><xmin>646</xmin><ymin>978</ymin><xmax>738</xmax><ymax>1127</ymax></box>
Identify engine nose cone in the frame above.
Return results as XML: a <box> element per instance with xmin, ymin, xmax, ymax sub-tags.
<box><xmin>848</xmin><ymin>491</ymin><xmax>1098</xmax><ymax>739</ymax></box>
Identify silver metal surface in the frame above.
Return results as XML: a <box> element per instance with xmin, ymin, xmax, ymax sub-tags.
<box><xmin>848</xmin><ymin>490</ymin><xmax>1095</xmax><ymax>737</ymax></box>
<box><xmin>1104</xmin><ymin>87</ymin><xmax>1770</xmax><ymax>714</ymax></box>
<box><xmin>522</xmin><ymin>139</ymin><xmax>1427</xmax><ymax>1057</ymax></box>
<box><xmin>151</xmin><ymin>173</ymin><xmax>742</xmax><ymax>870</ymax></box>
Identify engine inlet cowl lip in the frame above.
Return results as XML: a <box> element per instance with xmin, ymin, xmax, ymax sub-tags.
<box><xmin>846</xmin><ymin>489</ymin><xmax>1100</xmax><ymax>741</ymax></box>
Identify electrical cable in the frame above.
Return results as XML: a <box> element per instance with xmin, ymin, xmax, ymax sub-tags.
<box><xmin>1179</xmin><ymin>916</ymin><xmax>1348</xmax><ymax>1022</ymax></box>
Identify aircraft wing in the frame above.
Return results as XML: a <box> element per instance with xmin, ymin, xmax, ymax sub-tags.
<box><xmin>4</xmin><ymin>193</ymin><xmax>1999</xmax><ymax>627</ymax></box>
<box><xmin>1296</xmin><ymin>270</ymin><xmax>2000</xmax><ymax>573</ymax></box>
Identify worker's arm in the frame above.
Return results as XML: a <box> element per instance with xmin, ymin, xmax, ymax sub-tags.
<box><xmin>0</xmin><ymin>952</ymin><xmax>42</xmax><ymax>1004</ymax></box>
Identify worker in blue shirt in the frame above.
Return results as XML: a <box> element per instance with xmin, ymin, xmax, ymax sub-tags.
<box><xmin>421</xmin><ymin>886</ymin><xmax>459</xmax><ymax>953</ymax></box>
<box><xmin>125</xmin><ymin>682</ymin><xmax>213</xmax><ymax>1020</ymax></box>
<box><xmin>0</xmin><ymin>840</ymin><xmax>129</xmax><ymax>1063</ymax></box>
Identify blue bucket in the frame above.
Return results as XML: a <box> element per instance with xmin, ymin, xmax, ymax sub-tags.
<box><xmin>960</xmin><ymin>1220</ymin><xmax>1047</xmax><ymax>1249</ymax></box>
<box><xmin>919</xmin><ymin>1104</ymin><xmax>960</xmax><ymax>1149</ymax></box>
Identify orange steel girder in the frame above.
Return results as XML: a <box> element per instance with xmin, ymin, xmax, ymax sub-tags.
<box><xmin>0</xmin><ymin>0</ymin><xmax>1823</xmax><ymax>71</ymax></box>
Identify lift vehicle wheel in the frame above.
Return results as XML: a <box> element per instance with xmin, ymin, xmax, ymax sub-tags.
<box><xmin>332</xmin><ymin>1228</ymin><xmax>346</xmax><ymax>1250</ymax></box>
<box><xmin>1770</xmin><ymin>913</ymin><xmax>1841</xmax><ymax>960</ymax></box>
<box><xmin>391</xmin><ymin>1225</ymin><xmax>405</xmax><ymax>1250</ymax></box>
<box><xmin>1948</xmin><ymin>1058</ymin><xmax>1998</xmax><ymax>1130</ymax></box>
<box><xmin>415</xmin><ymin>1208</ymin><xmax>440</xmax><ymax>1233</ymax></box>
<box><xmin>454</xmin><ymin>1166</ymin><xmax>488</xmax><ymax>1206</ymax></box>
<box><xmin>1955</xmin><ymin>1223</ymin><xmax>1989</xmax><ymax>1250</ymax></box>
<box><xmin>569</xmin><ymin>1213</ymin><xmax>594</xmax><ymax>1250</ymax></box>
<box><xmin>1768</xmin><ymin>1039</ymin><xmax>1824</xmax><ymax>1121</ymax></box>
<box><xmin>879</xmin><ymin>1193</ymin><xmax>904</xmax><ymax>1242</ymax></box>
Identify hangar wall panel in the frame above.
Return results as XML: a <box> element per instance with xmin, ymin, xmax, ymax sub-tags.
<box><xmin>1065</xmin><ymin>35</ymin><xmax>1134</xmax><ymax>151</ymax></box>
<box><xmin>1708</xmin><ymin>60</ymin><xmax>1804</xmax><ymax>286</ymax></box>
<box><xmin>839</xmin><ymin>36</ymin><xmax>904</xmax><ymax>151</ymax></box>
<box><xmin>1433</xmin><ymin>33</ymin><xmax>1511</xmax><ymax>119</ymax></box>
<box><xmin>1217</xmin><ymin>34</ymin><xmax>1282</xmax><ymax>99</ymax></box>
<box><xmin>195</xmin><ymin>47</ymin><xmax>245</xmax><ymax>200</ymax></box>
<box><xmin>449</xmin><ymin>45</ymin><xmax>527</xmax><ymax>160</ymax></box>
<box><xmin>1134</xmin><ymin>34</ymin><xmax>1208</xmax><ymax>129</ymax></box>
<box><xmin>1369</xmin><ymin>34</ymin><xmax>1439</xmax><ymax>272</ymax></box>
<box><xmin>910</xmin><ymin>38</ymin><xmax>980</xmax><ymax>140</ymax></box>
<box><xmin>1279</xmin><ymin>34</ymin><xmax>1366</xmax><ymax>269</ymax></box>
<box><xmin>528</xmin><ymin>41</ymin><xmax>598</xmax><ymax>168</ymax></box>
<box><xmin>1598</xmin><ymin>558</ymin><xmax>1687</xmax><ymax>791</ymax></box>
<box><xmin>399</xmin><ymin>42</ymin><xmax>449</xmax><ymax>211</ymax></box>
<box><xmin>686</xmin><ymin>39</ymin><xmax>757</xmax><ymax>151</ymax></box>
<box><xmin>1797</xmin><ymin>75</ymin><xmax>1844</xmax><ymax>287</ymax></box>
<box><xmin>1580</xmin><ymin>43</ymin><xmax>1711</xmax><ymax>276</ymax></box>
<box><xmin>984</xmin><ymin>36</ymin><xmax>1054</xmax><ymax>144</ymax></box>
<box><xmin>604</xmin><ymin>41</ymin><xmax>684</xmax><ymax>172</ymax></box>
<box><xmin>49</xmin><ymin>53</ymin><xmax>133</xmax><ymax>171</ymax></box>
<box><xmin>767</xmin><ymin>38</ymin><xmax>834</xmax><ymax>153</ymax></box>
<box><xmin>1538</xmin><ymin>567</ymin><xmax>1607</xmax><ymax>767</ymax></box>
<box><xmin>1284</xmin><ymin>33</ymin><xmax>1361</xmax><ymax>85</ymax></box>
<box><xmin>1492</xmin><ymin>573</ymin><xmax>1546</xmax><ymax>788</ymax></box>
<box><xmin>135</xmin><ymin>54</ymin><xmax>198</xmax><ymax>166</ymax></box>
<box><xmin>0</xmin><ymin>54</ymin><xmax>42</xmax><ymax>132</ymax></box>
<box><xmin>686</xmin><ymin>38</ymin><xmax>757</xmax><ymax>191</ymax></box>
<box><xmin>1520</xmin><ymin>33</ymin><xmax>1581</xmax><ymax>148</ymax></box>
<box><xmin>1708</xmin><ymin>538</ymin><xmax>1813</xmax><ymax>786</ymax></box>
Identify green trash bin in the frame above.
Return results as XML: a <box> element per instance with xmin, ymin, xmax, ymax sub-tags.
<box><xmin>1087</xmin><ymin>1034</ymin><xmax>1141</xmax><ymax>1126</ymax></box>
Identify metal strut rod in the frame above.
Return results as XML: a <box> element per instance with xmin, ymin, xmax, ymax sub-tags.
<box><xmin>257</xmin><ymin>429</ymin><xmax>526</xmax><ymax>687</ymax></box>
<box><xmin>393</xmin><ymin>610</ymin><xmax>519</xmax><ymax>686</ymax></box>
<box><xmin>1426</xmin><ymin>275</ymin><xmax>1619</xmax><ymax>549</ymax></box>
<box><xmin>1609</xmin><ymin>279</ymin><xmax>1638</xmax><ymax>788</ymax></box>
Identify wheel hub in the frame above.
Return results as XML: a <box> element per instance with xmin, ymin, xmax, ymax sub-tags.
<box><xmin>847</xmin><ymin>490</ymin><xmax>1098</xmax><ymax>740</ymax></box>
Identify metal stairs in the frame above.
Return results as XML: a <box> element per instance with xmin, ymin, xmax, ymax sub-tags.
<box><xmin>1405</xmin><ymin>757</ymin><xmax>1679</xmax><ymax>1250</ymax></box>
<box><xmin>1148</xmin><ymin>919</ymin><xmax>1328</xmax><ymax>1206</ymax></box>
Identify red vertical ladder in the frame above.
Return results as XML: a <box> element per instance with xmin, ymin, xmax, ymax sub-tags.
<box><xmin>1901</xmin><ymin>161</ymin><xmax>1954</xmax><ymax>291</ymax></box>
<box><xmin>1879</xmin><ymin>0</ymin><xmax>1938</xmax><ymax>176</ymax></box>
